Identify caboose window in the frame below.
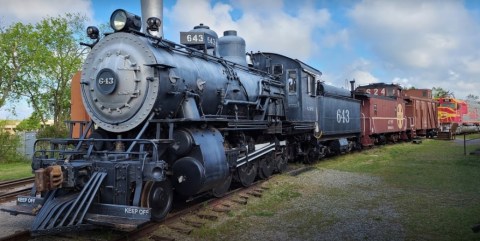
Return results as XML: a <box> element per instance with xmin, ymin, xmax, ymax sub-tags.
<box><xmin>287</xmin><ymin>70</ymin><xmax>297</xmax><ymax>93</ymax></box>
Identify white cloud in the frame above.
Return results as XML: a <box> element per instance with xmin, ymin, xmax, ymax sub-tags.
<box><xmin>461</xmin><ymin>55</ymin><xmax>480</xmax><ymax>75</ymax></box>
<box><xmin>340</xmin><ymin>58</ymin><xmax>380</xmax><ymax>86</ymax></box>
<box><xmin>0</xmin><ymin>0</ymin><xmax>93</xmax><ymax>26</ymax></box>
<box><xmin>168</xmin><ymin>0</ymin><xmax>331</xmax><ymax>60</ymax></box>
<box><xmin>349</xmin><ymin>70</ymin><xmax>379</xmax><ymax>86</ymax></box>
<box><xmin>349</xmin><ymin>0</ymin><xmax>480</xmax><ymax>99</ymax></box>
<box><xmin>322</xmin><ymin>29</ymin><xmax>350</xmax><ymax>49</ymax></box>
<box><xmin>350</xmin><ymin>0</ymin><xmax>474</xmax><ymax>69</ymax></box>
<box><xmin>392</xmin><ymin>77</ymin><xmax>412</xmax><ymax>89</ymax></box>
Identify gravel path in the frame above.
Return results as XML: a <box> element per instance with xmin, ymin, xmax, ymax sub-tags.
<box><xmin>229</xmin><ymin>169</ymin><xmax>406</xmax><ymax>241</ymax></box>
<box><xmin>0</xmin><ymin>200</ymin><xmax>34</xmax><ymax>238</ymax></box>
<box><xmin>149</xmin><ymin>168</ymin><xmax>407</xmax><ymax>241</ymax></box>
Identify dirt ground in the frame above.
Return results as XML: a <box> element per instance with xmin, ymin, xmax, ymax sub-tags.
<box><xmin>146</xmin><ymin>168</ymin><xmax>407</xmax><ymax>241</ymax></box>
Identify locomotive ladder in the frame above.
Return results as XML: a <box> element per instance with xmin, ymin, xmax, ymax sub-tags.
<box><xmin>30</xmin><ymin>172</ymin><xmax>107</xmax><ymax>236</ymax></box>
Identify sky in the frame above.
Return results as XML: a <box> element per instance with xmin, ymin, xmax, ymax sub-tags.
<box><xmin>1</xmin><ymin>0</ymin><xmax>480</xmax><ymax>119</ymax></box>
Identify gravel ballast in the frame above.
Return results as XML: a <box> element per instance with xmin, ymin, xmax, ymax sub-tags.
<box><xmin>150</xmin><ymin>168</ymin><xmax>407</xmax><ymax>241</ymax></box>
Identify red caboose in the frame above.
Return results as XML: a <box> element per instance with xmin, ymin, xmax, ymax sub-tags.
<box><xmin>404</xmin><ymin>89</ymin><xmax>438</xmax><ymax>138</ymax></box>
<box><xmin>355</xmin><ymin>83</ymin><xmax>408</xmax><ymax>146</ymax></box>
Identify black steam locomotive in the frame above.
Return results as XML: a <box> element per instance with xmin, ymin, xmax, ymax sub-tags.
<box><xmin>1</xmin><ymin>0</ymin><xmax>361</xmax><ymax>235</ymax></box>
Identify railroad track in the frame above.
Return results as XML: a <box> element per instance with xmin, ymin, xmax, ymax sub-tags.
<box><xmin>0</xmin><ymin>177</ymin><xmax>34</xmax><ymax>189</ymax></box>
<box><xmin>0</xmin><ymin>177</ymin><xmax>34</xmax><ymax>203</ymax></box>
<box><xmin>114</xmin><ymin>165</ymin><xmax>314</xmax><ymax>241</ymax></box>
<box><xmin>0</xmin><ymin>181</ymin><xmax>269</xmax><ymax>241</ymax></box>
<box><xmin>113</xmin><ymin>180</ymin><xmax>268</xmax><ymax>241</ymax></box>
<box><xmin>0</xmin><ymin>166</ymin><xmax>314</xmax><ymax>241</ymax></box>
<box><xmin>0</xmin><ymin>177</ymin><xmax>35</xmax><ymax>241</ymax></box>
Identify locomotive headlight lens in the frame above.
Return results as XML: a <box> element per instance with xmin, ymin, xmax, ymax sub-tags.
<box><xmin>86</xmin><ymin>26</ymin><xmax>99</xmax><ymax>39</ymax></box>
<box><xmin>111</xmin><ymin>10</ymin><xmax>127</xmax><ymax>31</ymax></box>
<box><xmin>147</xmin><ymin>17</ymin><xmax>161</xmax><ymax>31</ymax></box>
<box><xmin>110</xmin><ymin>9</ymin><xmax>141</xmax><ymax>32</ymax></box>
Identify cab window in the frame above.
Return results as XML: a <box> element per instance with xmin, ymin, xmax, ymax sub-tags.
<box><xmin>287</xmin><ymin>70</ymin><xmax>297</xmax><ymax>94</ymax></box>
<box><xmin>272</xmin><ymin>64</ymin><xmax>283</xmax><ymax>75</ymax></box>
<box><xmin>306</xmin><ymin>74</ymin><xmax>316</xmax><ymax>96</ymax></box>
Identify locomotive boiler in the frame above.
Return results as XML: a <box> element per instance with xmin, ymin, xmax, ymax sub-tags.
<box><xmin>1</xmin><ymin>0</ymin><xmax>363</xmax><ymax>236</ymax></box>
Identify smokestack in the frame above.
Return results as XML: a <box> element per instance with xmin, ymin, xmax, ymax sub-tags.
<box><xmin>141</xmin><ymin>0</ymin><xmax>163</xmax><ymax>38</ymax></box>
<box><xmin>350</xmin><ymin>79</ymin><xmax>356</xmax><ymax>98</ymax></box>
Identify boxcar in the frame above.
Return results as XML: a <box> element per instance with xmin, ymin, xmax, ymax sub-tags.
<box><xmin>404</xmin><ymin>89</ymin><xmax>438</xmax><ymax>138</ymax></box>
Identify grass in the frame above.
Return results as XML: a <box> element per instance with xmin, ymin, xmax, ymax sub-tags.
<box><xmin>0</xmin><ymin>161</ymin><xmax>33</xmax><ymax>181</ymax></box>
<box><xmin>318</xmin><ymin>139</ymin><xmax>480</xmax><ymax>191</ymax></box>
<box><xmin>192</xmin><ymin>179</ymin><xmax>303</xmax><ymax>240</ymax></box>
<box><xmin>189</xmin><ymin>138</ymin><xmax>480</xmax><ymax>240</ymax></box>
<box><xmin>242</xmin><ymin>181</ymin><xmax>302</xmax><ymax>218</ymax></box>
<box><xmin>316</xmin><ymin>138</ymin><xmax>480</xmax><ymax>240</ymax></box>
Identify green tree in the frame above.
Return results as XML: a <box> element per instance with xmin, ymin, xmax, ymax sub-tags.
<box><xmin>0</xmin><ymin>14</ymin><xmax>89</xmax><ymax>127</ymax></box>
<box><xmin>432</xmin><ymin>87</ymin><xmax>454</xmax><ymax>98</ymax></box>
<box><xmin>16</xmin><ymin>113</ymin><xmax>41</xmax><ymax>131</ymax></box>
<box><xmin>466</xmin><ymin>94</ymin><xmax>479</xmax><ymax>101</ymax></box>
<box><xmin>0</xmin><ymin>121</ymin><xmax>27</xmax><ymax>163</ymax></box>
<box><xmin>0</xmin><ymin>23</ymin><xmax>34</xmax><ymax>108</ymax></box>
<box><xmin>23</xmin><ymin>14</ymin><xmax>89</xmax><ymax>126</ymax></box>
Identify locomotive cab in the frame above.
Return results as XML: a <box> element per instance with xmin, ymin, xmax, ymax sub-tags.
<box><xmin>251</xmin><ymin>52</ymin><xmax>361</xmax><ymax>160</ymax></box>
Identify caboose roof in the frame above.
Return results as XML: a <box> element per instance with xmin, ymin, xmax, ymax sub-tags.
<box><xmin>356</xmin><ymin>83</ymin><xmax>403</xmax><ymax>90</ymax></box>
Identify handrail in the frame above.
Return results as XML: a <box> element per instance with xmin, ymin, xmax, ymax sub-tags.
<box><xmin>33</xmin><ymin>138</ymin><xmax>172</xmax><ymax>162</ymax></box>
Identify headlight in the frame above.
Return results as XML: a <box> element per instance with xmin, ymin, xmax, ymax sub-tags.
<box><xmin>146</xmin><ymin>17</ymin><xmax>162</xmax><ymax>32</ymax></box>
<box><xmin>110</xmin><ymin>9</ymin><xmax>141</xmax><ymax>32</ymax></box>
<box><xmin>86</xmin><ymin>26</ymin><xmax>99</xmax><ymax>39</ymax></box>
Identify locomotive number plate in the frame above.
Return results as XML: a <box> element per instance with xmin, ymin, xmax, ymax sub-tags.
<box><xmin>180</xmin><ymin>32</ymin><xmax>216</xmax><ymax>48</ymax></box>
<box><xmin>96</xmin><ymin>68</ymin><xmax>118</xmax><ymax>95</ymax></box>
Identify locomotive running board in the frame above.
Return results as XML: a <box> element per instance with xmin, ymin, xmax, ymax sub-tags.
<box><xmin>30</xmin><ymin>172</ymin><xmax>107</xmax><ymax>236</ymax></box>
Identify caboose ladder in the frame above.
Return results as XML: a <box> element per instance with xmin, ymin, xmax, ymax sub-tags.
<box><xmin>30</xmin><ymin>172</ymin><xmax>107</xmax><ymax>236</ymax></box>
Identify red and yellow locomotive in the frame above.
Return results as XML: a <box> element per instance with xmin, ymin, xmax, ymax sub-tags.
<box><xmin>437</xmin><ymin>97</ymin><xmax>480</xmax><ymax>134</ymax></box>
